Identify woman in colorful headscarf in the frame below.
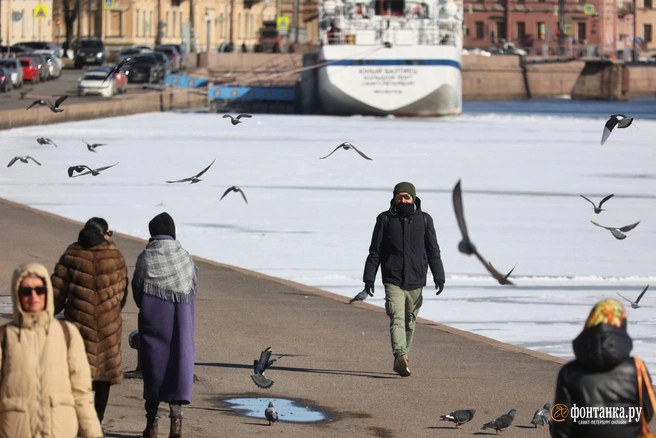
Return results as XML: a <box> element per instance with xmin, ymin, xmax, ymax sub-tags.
<box><xmin>550</xmin><ymin>298</ymin><xmax>655</xmax><ymax>438</ymax></box>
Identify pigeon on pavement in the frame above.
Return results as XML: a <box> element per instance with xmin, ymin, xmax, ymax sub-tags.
<box><xmin>440</xmin><ymin>409</ymin><xmax>476</xmax><ymax>429</ymax></box>
<box><xmin>251</xmin><ymin>347</ymin><xmax>281</xmax><ymax>389</ymax></box>
<box><xmin>349</xmin><ymin>288</ymin><xmax>371</xmax><ymax>304</ymax></box>
<box><xmin>482</xmin><ymin>409</ymin><xmax>517</xmax><ymax>436</ymax></box>
<box><xmin>531</xmin><ymin>403</ymin><xmax>551</xmax><ymax>428</ymax></box>
<box><xmin>265</xmin><ymin>401</ymin><xmax>279</xmax><ymax>426</ymax></box>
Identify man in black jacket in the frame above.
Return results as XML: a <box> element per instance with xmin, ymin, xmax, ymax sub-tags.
<box><xmin>550</xmin><ymin>298</ymin><xmax>655</xmax><ymax>438</ymax></box>
<box><xmin>363</xmin><ymin>182</ymin><xmax>445</xmax><ymax>377</ymax></box>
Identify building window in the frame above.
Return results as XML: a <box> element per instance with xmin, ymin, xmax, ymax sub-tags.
<box><xmin>517</xmin><ymin>21</ymin><xmax>526</xmax><ymax>39</ymax></box>
<box><xmin>143</xmin><ymin>12</ymin><xmax>147</xmax><ymax>38</ymax></box>
<box><xmin>537</xmin><ymin>22</ymin><xmax>545</xmax><ymax>39</ymax></box>
<box><xmin>173</xmin><ymin>11</ymin><xmax>177</xmax><ymax>36</ymax></box>
<box><xmin>237</xmin><ymin>13</ymin><xmax>241</xmax><ymax>39</ymax></box>
<box><xmin>645</xmin><ymin>0</ymin><xmax>652</xmax><ymax>8</ymax></box>
<box><xmin>165</xmin><ymin>11</ymin><xmax>169</xmax><ymax>37</ymax></box>
<box><xmin>645</xmin><ymin>24</ymin><xmax>653</xmax><ymax>42</ymax></box>
<box><xmin>136</xmin><ymin>9</ymin><xmax>140</xmax><ymax>37</ymax></box>
<box><xmin>495</xmin><ymin>21</ymin><xmax>506</xmax><ymax>40</ymax></box>
<box><xmin>150</xmin><ymin>11</ymin><xmax>154</xmax><ymax>36</ymax></box>
<box><xmin>577</xmin><ymin>22</ymin><xmax>586</xmax><ymax>42</ymax></box>
<box><xmin>475</xmin><ymin>21</ymin><xmax>484</xmax><ymax>39</ymax></box>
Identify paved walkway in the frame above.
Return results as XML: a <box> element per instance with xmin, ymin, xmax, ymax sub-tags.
<box><xmin>0</xmin><ymin>197</ymin><xmax>648</xmax><ymax>437</ymax></box>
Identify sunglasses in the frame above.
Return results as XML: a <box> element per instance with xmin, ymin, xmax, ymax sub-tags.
<box><xmin>395</xmin><ymin>194</ymin><xmax>413</xmax><ymax>201</ymax></box>
<box><xmin>18</xmin><ymin>286</ymin><xmax>47</xmax><ymax>297</ymax></box>
<box><xmin>105</xmin><ymin>230</ymin><xmax>113</xmax><ymax>237</ymax></box>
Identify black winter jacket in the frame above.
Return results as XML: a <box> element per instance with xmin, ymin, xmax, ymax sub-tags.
<box><xmin>550</xmin><ymin>323</ymin><xmax>655</xmax><ymax>438</ymax></box>
<box><xmin>363</xmin><ymin>197</ymin><xmax>445</xmax><ymax>289</ymax></box>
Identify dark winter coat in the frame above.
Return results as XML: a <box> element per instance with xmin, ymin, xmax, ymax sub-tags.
<box><xmin>550</xmin><ymin>324</ymin><xmax>655</xmax><ymax>438</ymax></box>
<box><xmin>363</xmin><ymin>196</ymin><xmax>445</xmax><ymax>289</ymax></box>
<box><xmin>51</xmin><ymin>240</ymin><xmax>129</xmax><ymax>385</ymax></box>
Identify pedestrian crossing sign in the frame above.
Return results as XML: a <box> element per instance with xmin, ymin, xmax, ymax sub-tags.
<box><xmin>103</xmin><ymin>0</ymin><xmax>115</xmax><ymax>9</ymax></box>
<box><xmin>583</xmin><ymin>3</ymin><xmax>595</xmax><ymax>15</ymax></box>
<box><xmin>34</xmin><ymin>5</ymin><xmax>48</xmax><ymax>19</ymax></box>
<box><xmin>276</xmin><ymin>16</ymin><xmax>290</xmax><ymax>31</ymax></box>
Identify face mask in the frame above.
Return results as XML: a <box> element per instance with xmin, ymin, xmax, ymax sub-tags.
<box><xmin>396</xmin><ymin>202</ymin><xmax>415</xmax><ymax>216</ymax></box>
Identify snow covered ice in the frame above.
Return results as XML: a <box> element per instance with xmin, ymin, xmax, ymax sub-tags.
<box><xmin>1</xmin><ymin>102</ymin><xmax>655</xmax><ymax>370</ymax></box>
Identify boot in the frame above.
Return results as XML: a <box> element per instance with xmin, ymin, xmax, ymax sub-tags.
<box><xmin>170</xmin><ymin>417</ymin><xmax>182</xmax><ymax>438</ymax></box>
<box><xmin>142</xmin><ymin>416</ymin><xmax>158</xmax><ymax>438</ymax></box>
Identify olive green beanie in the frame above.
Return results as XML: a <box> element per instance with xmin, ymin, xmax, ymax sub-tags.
<box><xmin>393</xmin><ymin>182</ymin><xmax>416</xmax><ymax>199</ymax></box>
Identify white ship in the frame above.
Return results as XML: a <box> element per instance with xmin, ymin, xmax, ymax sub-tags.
<box><xmin>317</xmin><ymin>0</ymin><xmax>463</xmax><ymax>116</ymax></box>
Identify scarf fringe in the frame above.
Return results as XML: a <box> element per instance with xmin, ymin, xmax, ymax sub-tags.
<box><xmin>142</xmin><ymin>280</ymin><xmax>196</xmax><ymax>304</ymax></box>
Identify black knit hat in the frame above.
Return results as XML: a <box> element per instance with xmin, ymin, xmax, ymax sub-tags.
<box><xmin>393</xmin><ymin>182</ymin><xmax>416</xmax><ymax>200</ymax></box>
<box><xmin>149</xmin><ymin>212</ymin><xmax>176</xmax><ymax>239</ymax></box>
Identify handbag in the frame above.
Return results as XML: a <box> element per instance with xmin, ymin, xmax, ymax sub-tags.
<box><xmin>635</xmin><ymin>357</ymin><xmax>656</xmax><ymax>438</ymax></box>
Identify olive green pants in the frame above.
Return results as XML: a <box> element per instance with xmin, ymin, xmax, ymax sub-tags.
<box><xmin>384</xmin><ymin>284</ymin><xmax>423</xmax><ymax>358</ymax></box>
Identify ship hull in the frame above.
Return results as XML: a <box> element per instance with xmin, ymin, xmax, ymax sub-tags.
<box><xmin>318</xmin><ymin>45</ymin><xmax>462</xmax><ymax>117</ymax></box>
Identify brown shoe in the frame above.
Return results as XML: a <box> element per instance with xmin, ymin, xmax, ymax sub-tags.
<box><xmin>393</xmin><ymin>355</ymin><xmax>411</xmax><ymax>377</ymax></box>
<box><xmin>170</xmin><ymin>417</ymin><xmax>182</xmax><ymax>438</ymax></box>
<box><xmin>142</xmin><ymin>417</ymin><xmax>158</xmax><ymax>438</ymax></box>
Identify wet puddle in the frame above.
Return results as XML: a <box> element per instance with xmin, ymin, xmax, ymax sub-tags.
<box><xmin>222</xmin><ymin>397</ymin><xmax>329</xmax><ymax>423</ymax></box>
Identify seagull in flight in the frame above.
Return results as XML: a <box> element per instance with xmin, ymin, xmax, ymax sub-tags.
<box><xmin>223</xmin><ymin>114</ymin><xmax>252</xmax><ymax>125</ymax></box>
<box><xmin>320</xmin><ymin>142</ymin><xmax>372</xmax><ymax>160</ymax></box>
<box><xmin>7</xmin><ymin>156</ymin><xmax>41</xmax><ymax>167</ymax></box>
<box><xmin>617</xmin><ymin>285</ymin><xmax>649</xmax><ymax>309</ymax></box>
<box><xmin>26</xmin><ymin>95</ymin><xmax>68</xmax><ymax>113</ymax></box>
<box><xmin>220</xmin><ymin>186</ymin><xmax>248</xmax><ymax>204</ymax></box>
<box><xmin>580</xmin><ymin>194</ymin><xmax>614</xmax><ymax>214</ymax></box>
<box><xmin>453</xmin><ymin>180</ymin><xmax>514</xmax><ymax>286</ymax></box>
<box><xmin>601</xmin><ymin>114</ymin><xmax>634</xmax><ymax>145</ymax></box>
<box><xmin>166</xmin><ymin>159</ymin><xmax>216</xmax><ymax>184</ymax></box>
<box><xmin>590</xmin><ymin>220</ymin><xmax>640</xmax><ymax>240</ymax></box>
<box><xmin>67</xmin><ymin>163</ymin><xmax>119</xmax><ymax>177</ymax></box>
<box><xmin>37</xmin><ymin>137</ymin><xmax>57</xmax><ymax>147</ymax></box>
<box><xmin>82</xmin><ymin>140</ymin><xmax>107</xmax><ymax>152</ymax></box>
<box><xmin>251</xmin><ymin>347</ymin><xmax>281</xmax><ymax>389</ymax></box>
<box><xmin>102</xmin><ymin>57</ymin><xmax>137</xmax><ymax>84</ymax></box>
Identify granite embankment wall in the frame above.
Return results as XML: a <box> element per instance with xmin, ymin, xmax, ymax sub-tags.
<box><xmin>0</xmin><ymin>89</ymin><xmax>207</xmax><ymax>131</ymax></box>
<box><xmin>462</xmin><ymin>55</ymin><xmax>656</xmax><ymax>101</ymax></box>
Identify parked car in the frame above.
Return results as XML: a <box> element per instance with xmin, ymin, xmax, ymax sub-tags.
<box><xmin>156</xmin><ymin>44</ymin><xmax>186</xmax><ymax>71</ymax></box>
<box><xmin>0</xmin><ymin>58</ymin><xmax>24</xmax><ymax>88</ymax></box>
<box><xmin>19</xmin><ymin>58</ymin><xmax>40</xmax><ymax>83</ymax></box>
<box><xmin>0</xmin><ymin>66</ymin><xmax>13</xmax><ymax>92</ymax></box>
<box><xmin>13</xmin><ymin>41</ymin><xmax>60</xmax><ymax>58</ymax></box>
<box><xmin>9</xmin><ymin>44</ymin><xmax>35</xmax><ymax>55</ymax></box>
<box><xmin>155</xmin><ymin>46</ymin><xmax>181</xmax><ymax>72</ymax></box>
<box><xmin>115</xmin><ymin>46</ymin><xmax>151</xmax><ymax>65</ymax></box>
<box><xmin>78</xmin><ymin>71</ymin><xmax>115</xmax><ymax>98</ymax></box>
<box><xmin>254</xmin><ymin>27</ymin><xmax>283</xmax><ymax>53</ymax></box>
<box><xmin>34</xmin><ymin>50</ymin><xmax>62</xmax><ymax>78</ymax></box>
<box><xmin>149</xmin><ymin>51</ymin><xmax>171</xmax><ymax>77</ymax></box>
<box><xmin>87</xmin><ymin>66</ymin><xmax>127</xmax><ymax>94</ymax></box>
<box><xmin>122</xmin><ymin>54</ymin><xmax>165</xmax><ymax>84</ymax></box>
<box><xmin>25</xmin><ymin>53</ymin><xmax>49</xmax><ymax>81</ymax></box>
<box><xmin>74</xmin><ymin>39</ymin><xmax>106</xmax><ymax>68</ymax></box>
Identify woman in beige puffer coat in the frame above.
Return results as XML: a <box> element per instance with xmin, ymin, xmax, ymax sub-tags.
<box><xmin>0</xmin><ymin>263</ymin><xmax>102</xmax><ymax>438</ymax></box>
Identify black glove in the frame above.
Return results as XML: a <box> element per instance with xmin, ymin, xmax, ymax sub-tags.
<box><xmin>435</xmin><ymin>280</ymin><xmax>445</xmax><ymax>296</ymax></box>
<box><xmin>364</xmin><ymin>281</ymin><xmax>375</xmax><ymax>297</ymax></box>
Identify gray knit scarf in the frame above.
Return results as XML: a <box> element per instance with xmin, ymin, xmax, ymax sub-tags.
<box><xmin>134</xmin><ymin>239</ymin><xmax>197</xmax><ymax>303</ymax></box>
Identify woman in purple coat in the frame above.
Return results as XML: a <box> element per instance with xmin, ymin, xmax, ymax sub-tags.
<box><xmin>132</xmin><ymin>212</ymin><xmax>197</xmax><ymax>438</ymax></box>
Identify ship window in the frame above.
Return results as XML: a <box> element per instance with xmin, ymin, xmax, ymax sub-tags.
<box><xmin>374</xmin><ymin>0</ymin><xmax>405</xmax><ymax>16</ymax></box>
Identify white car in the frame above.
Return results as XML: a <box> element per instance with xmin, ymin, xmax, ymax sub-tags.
<box><xmin>78</xmin><ymin>71</ymin><xmax>115</xmax><ymax>98</ymax></box>
<box><xmin>34</xmin><ymin>50</ymin><xmax>63</xmax><ymax>78</ymax></box>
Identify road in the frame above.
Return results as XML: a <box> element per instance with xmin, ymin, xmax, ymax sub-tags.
<box><xmin>0</xmin><ymin>68</ymin><xmax>160</xmax><ymax>111</ymax></box>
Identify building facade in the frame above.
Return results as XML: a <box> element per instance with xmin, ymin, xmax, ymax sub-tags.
<box><xmin>1</xmin><ymin>0</ymin><xmax>54</xmax><ymax>47</ymax></box>
<box><xmin>636</xmin><ymin>0</ymin><xmax>656</xmax><ymax>53</ymax></box>
<box><xmin>463</xmin><ymin>0</ymin><xmax>642</xmax><ymax>56</ymax></box>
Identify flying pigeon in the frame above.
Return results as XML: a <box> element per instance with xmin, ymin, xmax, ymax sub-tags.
<box><xmin>102</xmin><ymin>57</ymin><xmax>137</xmax><ymax>84</ymax></box>
<box><xmin>220</xmin><ymin>186</ymin><xmax>248</xmax><ymax>204</ymax></box>
<box><xmin>531</xmin><ymin>403</ymin><xmax>551</xmax><ymax>428</ymax></box>
<box><xmin>590</xmin><ymin>220</ymin><xmax>640</xmax><ymax>240</ymax></box>
<box><xmin>617</xmin><ymin>285</ymin><xmax>649</xmax><ymax>309</ymax></box>
<box><xmin>7</xmin><ymin>156</ymin><xmax>41</xmax><ymax>167</ymax></box>
<box><xmin>349</xmin><ymin>288</ymin><xmax>373</xmax><ymax>304</ymax></box>
<box><xmin>26</xmin><ymin>95</ymin><xmax>68</xmax><ymax>113</ymax></box>
<box><xmin>251</xmin><ymin>347</ymin><xmax>281</xmax><ymax>389</ymax></box>
<box><xmin>67</xmin><ymin>163</ymin><xmax>119</xmax><ymax>177</ymax></box>
<box><xmin>320</xmin><ymin>142</ymin><xmax>372</xmax><ymax>160</ymax></box>
<box><xmin>440</xmin><ymin>409</ymin><xmax>476</xmax><ymax>429</ymax></box>
<box><xmin>601</xmin><ymin>114</ymin><xmax>634</xmax><ymax>145</ymax></box>
<box><xmin>82</xmin><ymin>140</ymin><xmax>107</xmax><ymax>152</ymax></box>
<box><xmin>482</xmin><ymin>409</ymin><xmax>517</xmax><ymax>436</ymax></box>
<box><xmin>453</xmin><ymin>180</ymin><xmax>514</xmax><ymax>286</ymax></box>
<box><xmin>580</xmin><ymin>194</ymin><xmax>614</xmax><ymax>214</ymax></box>
<box><xmin>36</xmin><ymin>137</ymin><xmax>57</xmax><ymax>147</ymax></box>
<box><xmin>166</xmin><ymin>159</ymin><xmax>216</xmax><ymax>184</ymax></box>
<box><xmin>223</xmin><ymin>113</ymin><xmax>252</xmax><ymax>125</ymax></box>
<box><xmin>265</xmin><ymin>401</ymin><xmax>279</xmax><ymax>426</ymax></box>
<box><xmin>20</xmin><ymin>88</ymin><xmax>34</xmax><ymax>99</ymax></box>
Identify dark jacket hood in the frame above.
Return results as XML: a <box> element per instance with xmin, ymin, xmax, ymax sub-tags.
<box><xmin>77</xmin><ymin>227</ymin><xmax>106</xmax><ymax>248</ymax></box>
<box><xmin>389</xmin><ymin>196</ymin><xmax>423</xmax><ymax>213</ymax></box>
<box><xmin>572</xmin><ymin>323</ymin><xmax>633</xmax><ymax>372</ymax></box>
